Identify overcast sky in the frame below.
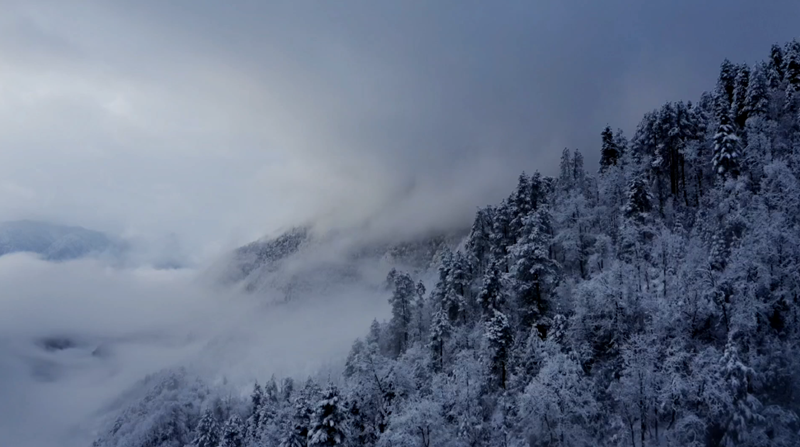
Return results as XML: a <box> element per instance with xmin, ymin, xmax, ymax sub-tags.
<box><xmin>2</xmin><ymin>0</ymin><xmax>798</xmax><ymax>259</ymax></box>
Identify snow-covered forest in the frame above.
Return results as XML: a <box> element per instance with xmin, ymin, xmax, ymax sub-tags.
<box><xmin>93</xmin><ymin>40</ymin><xmax>800</xmax><ymax>447</ymax></box>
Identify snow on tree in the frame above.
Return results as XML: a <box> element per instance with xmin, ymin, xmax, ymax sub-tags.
<box><xmin>219</xmin><ymin>414</ymin><xmax>244</xmax><ymax>447</ymax></box>
<box><xmin>377</xmin><ymin>398</ymin><xmax>448</xmax><ymax>447</ymax></box>
<box><xmin>507</xmin><ymin>208</ymin><xmax>558</xmax><ymax>332</ymax></box>
<box><xmin>445</xmin><ymin>251</ymin><xmax>472</xmax><ymax>323</ymax></box>
<box><xmin>308</xmin><ymin>385</ymin><xmax>347</xmax><ymax>446</ymax></box>
<box><xmin>388</xmin><ymin>270</ymin><xmax>415</xmax><ymax>356</ymax></box>
<box><xmin>767</xmin><ymin>43</ymin><xmax>785</xmax><ymax>88</ymax></box>
<box><xmin>744</xmin><ymin>63</ymin><xmax>770</xmax><ymax>120</ymax></box>
<box><xmin>477</xmin><ymin>262</ymin><xmax>503</xmax><ymax>315</ymax></box>
<box><xmin>509</xmin><ymin>172</ymin><xmax>533</xmax><ymax>236</ymax></box>
<box><xmin>366</xmin><ymin>319</ymin><xmax>382</xmax><ymax>347</ymax></box>
<box><xmin>623</xmin><ymin>175</ymin><xmax>653</xmax><ymax>222</ymax></box>
<box><xmin>91</xmin><ymin>369</ymin><xmax>211</xmax><ymax>447</ymax></box>
<box><xmin>412</xmin><ymin>280</ymin><xmax>427</xmax><ymax>344</ymax></box>
<box><xmin>485</xmin><ymin>309</ymin><xmax>513</xmax><ymax>389</ymax></box>
<box><xmin>250</xmin><ymin>376</ymin><xmax>281</xmax><ymax>446</ymax></box>
<box><xmin>385</xmin><ymin>268</ymin><xmax>399</xmax><ymax>290</ymax></box>
<box><xmin>611</xmin><ymin>333</ymin><xmax>666</xmax><ymax>447</ymax></box>
<box><xmin>191</xmin><ymin>410</ymin><xmax>219</xmax><ymax>447</ymax></box>
<box><xmin>91</xmin><ymin>39</ymin><xmax>800</xmax><ymax>447</ymax></box>
<box><xmin>280</xmin><ymin>397</ymin><xmax>312</xmax><ymax>447</ymax></box>
<box><xmin>713</xmin><ymin>112</ymin><xmax>741</xmax><ymax>179</ymax></box>
<box><xmin>282</xmin><ymin>377</ymin><xmax>296</xmax><ymax>402</ymax></box>
<box><xmin>246</xmin><ymin>382</ymin><xmax>265</xmax><ymax>435</ymax></box>
<box><xmin>519</xmin><ymin>352</ymin><xmax>599</xmax><ymax>447</ymax></box>
<box><xmin>428</xmin><ymin>306</ymin><xmax>451</xmax><ymax>372</ymax></box>
<box><xmin>430</xmin><ymin>351</ymin><xmax>489</xmax><ymax>446</ymax></box>
<box><xmin>784</xmin><ymin>39</ymin><xmax>800</xmax><ymax>92</ymax></box>
<box><xmin>718</xmin><ymin>340</ymin><xmax>765</xmax><ymax>447</ymax></box>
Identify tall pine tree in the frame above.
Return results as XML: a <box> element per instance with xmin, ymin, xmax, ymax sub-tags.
<box><xmin>308</xmin><ymin>386</ymin><xmax>347</xmax><ymax>446</ymax></box>
<box><xmin>600</xmin><ymin>126</ymin><xmax>620</xmax><ymax>172</ymax></box>
<box><xmin>486</xmin><ymin>309</ymin><xmax>513</xmax><ymax>390</ymax></box>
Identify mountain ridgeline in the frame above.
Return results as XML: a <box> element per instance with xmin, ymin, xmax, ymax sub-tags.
<box><xmin>0</xmin><ymin>220</ymin><xmax>123</xmax><ymax>262</ymax></box>
<box><xmin>95</xmin><ymin>41</ymin><xmax>800</xmax><ymax>447</ymax></box>
<box><xmin>221</xmin><ymin>225</ymin><xmax>466</xmax><ymax>299</ymax></box>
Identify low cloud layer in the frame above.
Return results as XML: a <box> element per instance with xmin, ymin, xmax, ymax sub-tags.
<box><xmin>2</xmin><ymin>1</ymin><xmax>798</xmax><ymax>258</ymax></box>
<box><xmin>0</xmin><ymin>254</ymin><xmax>390</xmax><ymax>447</ymax></box>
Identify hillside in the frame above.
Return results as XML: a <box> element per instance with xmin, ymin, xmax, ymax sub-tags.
<box><xmin>0</xmin><ymin>220</ymin><xmax>123</xmax><ymax>261</ymax></box>
<box><xmin>94</xmin><ymin>40</ymin><xmax>800</xmax><ymax>447</ymax></box>
<box><xmin>219</xmin><ymin>226</ymin><xmax>467</xmax><ymax>300</ymax></box>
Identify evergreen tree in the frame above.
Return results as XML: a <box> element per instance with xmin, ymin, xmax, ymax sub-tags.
<box><xmin>573</xmin><ymin>149</ymin><xmax>586</xmax><ymax>190</ymax></box>
<box><xmin>251</xmin><ymin>377</ymin><xmax>280</xmax><ymax>445</ymax></box>
<box><xmin>412</xmin><ymin>280</ymin><xmax>427</xmax><ymax>344</ymax></box>
<box><xmin>445</xmin><ymin>251</ymin><xmax>471</xmax><ymax>323</ymax></box>
<box><xmin>718</xmin><ymin>341</ymin><xmax>764</xmax><ymax>447</ymax></box>
<box><xmin>385</xmin><ymin>268</ymin><xmax>398</xmax><ymax>290</ymax></box>
<box><xmin>486</xmin><ymin>309</ymin><xmax>513</xmax><ymax>389</ymax></box>
<box><xmin>280</xmin><ymin>397</ymin><xmax>311</xmax><ymax>447</ymax></box>
<box><xmin>623</xmin><ymin>176</ymin><xmax>653</xmax><ymax>221</ymax></box>
<box><xmin>302</xmin><ymin>379</ymin><xmax>323</xmax><ymax>406</ymax></box>
<box><xmin>784</xmin><ymin>39</ymin><xmax>800</xmax><ymax>91</ymax></box>
<box><xmin>191</xmin><ymin>410</ymin><xmax>219</xmax><ymax>447</ymax></box>
<box><xmin>308</xmin><ymin>386</ymin><xmax>347</xmax><ymax>446</ymax></box>
<box><xmin>717</xmin><ymin>59</ymin><xmax>738</xmax><ymax>110</ymax></box>
<box><xmin>508</xmin><ymin>209</ymin><xmax>558</xmax><ymax>331</ymax></box>
<box><xmin>744</xmin><ymin>63</ymin><xmax>770</xmax><ymax>119</ymax></box>
<box><xmin>247</xmin><ymin>382</ymin><xmax>265</xmax><ymax>435</ymax></box>
<box><xmin>600</xmin><ymin>125</ymin><xmax>620</xmax><ymax>172</ymax></box>
<box><xmin>631</xmin><ymin>110</ymin><xmax>659</xmax><ymax>163</ymax></box>
<box><xmin>466</xmin><ymin>207</ymin><xmax>494</xmax><ymax>274</ymax></box>
<box><xmin>713</xmin><ymin>113</ymin><xmax>741</xmax><ymax>179</ymax></box>
<box><xmin>559</xmin><ymin>148</ymin><xmax>573</xmax><ymax>189</ymax></box>
<box><xmin>388</xmin><ymin>271</ymin><xmax>415</xmax><ymax>355</ymax></box>
<box><xmin>264</xmin><ymin>376</ymin><xmax>279</xmax><ymax>405</ymax></box>
<box><xmin>767</xmin><ymin>43</ymin><xmax>785</xmax><ymax>88</ymax></box>
<box><xmin>519</xmin><ymin>352</ymin><xmax>599</xmax><ymax>447</ymax></box>
<box><xmin>219</xmin><ymin>414</ymin><xmax>244</xmax><ymax>447</ymax></box>
<box><xmin>431</xmin><ymin>250</ymin><xmax>453</xmax><ymax>307</ymax></box>
<box><xmin>490</xmin><ymin>202</ymin><xmax>514</xmax><ymax>271</ymax></box>
<box><xmin>282</xmin><ymin>377</ymin><xmax>295</xmax><ymax>402</ymax></box>
<box><xmin>629</xmin><ymin>102</ymin><xmax>700</xmax><ymax>205</ymax></box>
<box><xmin>529</xmin><ymin>171</ymin><xmax>546</xmax><ymax>211</ymax></box>
<box><xmin>477</xmin><ymin>262</ymin><xmax>503</xmax><ymax>315</ymax></box>
<box><xmin>613</xmin><ymin>128</ymin><xmax>628</xmax><ymax>161</ymax></box>
<box><xmin>509</xmin><ymin>172</ymin><xmax>533</xmax><ymax>236</ymax></box>
<box><xmin>429</xmin><ymin>306</ymin><xmax>451</xmax><ymax>372</ymax></box>
<box><xmin>366</xmin><ymin>319</ymin><xmax>382</xmax><ymax>347</ymax></box>
<box><xmin>732</xmin><ymin>64</ymin><xmax>750</xmax><ymax>129</ymax></box>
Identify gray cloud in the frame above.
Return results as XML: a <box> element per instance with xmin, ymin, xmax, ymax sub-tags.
<box><xmin>0</xmin><ymin>253</ymin><xmax>390</xmax><ymax>447</ymax></box>
<box><xmin>1</xmin><ymin>0</ymin><xmax>798</xmax><ymax>254</ymax></box>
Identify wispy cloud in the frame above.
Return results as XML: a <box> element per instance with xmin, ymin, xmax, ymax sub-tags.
<box><xmin>3</xmin><ymin>1</ymin><xmax>798</xmax><ymax>257</ymax></box>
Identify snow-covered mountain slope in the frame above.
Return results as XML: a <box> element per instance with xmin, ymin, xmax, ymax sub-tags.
<box><xmin>91</xmin><ymin>40</ymin><xmax>800</xmax><ymax>447</ymax></box>
<box><xmin>216</xmin><ymin>225</ymin><xmax>468</xmax><ymax>300</ymax></box>
<box><xmin>0</xmin><ymin>220</ymin><xmax>124</xmax><ymax>261</ymax></box>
